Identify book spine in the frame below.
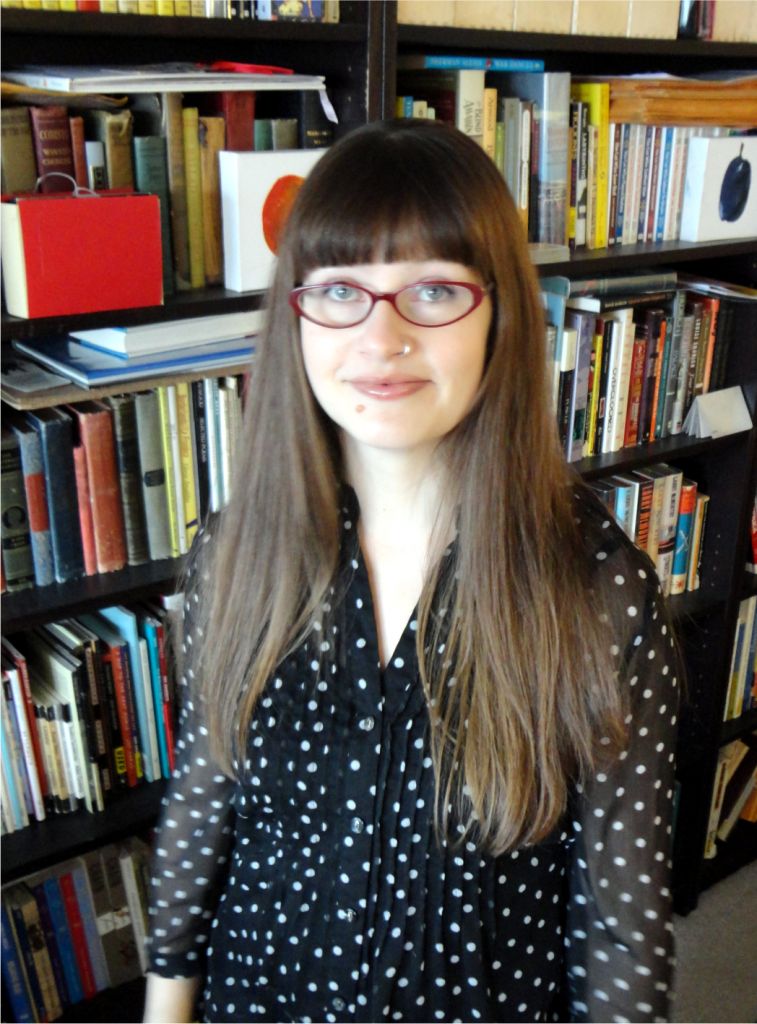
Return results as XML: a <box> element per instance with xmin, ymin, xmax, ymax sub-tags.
<box><xmin>676</xmin><ymin>483</ymin><xmax>700</xmax><ymax>598</ymax></box>
<box><xmin>5</xmin><ymin>667</ymin><xmax>45</xmax><ymax>822</ymax></box>
<box><xmin>175</xmin><ymin>382</ymin><xmax>199</xmax><ymax>548</ymax></box>
<box><xmin>1</xmin><ymin>431</ymin><xmax>35</xmax><ymax>591</ymax></box>
<box><xmin>99</xmin><ymin>843</ymin><xmax>141</xmax><ymax>988</ymax></box>
<box><xmin>14</xmin><ymin>426</ymin><xmax>54</xmax><ymax>587</ymax></box>
<box><xmin>68</xmin><ymin>114</ymin><xmax>88</xmax><ymax>189</ymax></box>
<box><xmin>1</xmin><ymin>106</ymin><xmax>37</xmax><ymax>195</ymax></box>
<box><xmin>132</xmin><ymin>135</ymin><xmax>175</xmax><ymax>299</ymax></box>
<box><xmin>198</xmin><ymin>115</ymin><xmax>225</xmax><ymax>286</ymax></box>
<box><xmin>157</xmin><ymin>386</ymin><xmax>184</xmax><ymax>556</ymax></box>
<box><xmin>42</xmin><ymin>876</ymin><xmax>84</xmax><ymax>1005</ymax></box>
<box><xmin>162</xmin><ymin>92</ymin><xmax>192</xmax><ymax>291</ymax></box>
<box><xmin>80</xmin><ymin>409</ymin><xmax>128</xmax><ymax>574</ymax></box>
<box><xmin>30</xmin><ymin>413</ymin><xmax>85</xmax><ymax>583</ymax></box>
<box><xmin>623</xmin><ymin>325</ymin><xmax>648</xmax><ymax>448</ymax></box>
<box><xmin>27</xmin><ymin>883</ymin><xmax>70</xmax><ymax>1010</ymax></box>
<box><xmin>71</xmin><ymin>865</ymin><xmax>109</xmax><ymax>992</ymax></box>
<box><xmin>134</xmin><ymin>390</ymin><xmax>173</xmax><ymax>561</ymax></box>
<box><xmin>634</xmin><ymin>477</ymin><xmax>654</xmax><ymax>553</ymax></box>
<box><xmin>182</xmin><ymin>106</ymin><xmax>206</xmax><ymax>289</ymax></box>
<box><xmin>29</xmin><ymin>104</ymin><xmax>75</xmax><ymax>193</ymax></box>
<box><xmin>1</xmin><ymin>902</ymin><xmax>37</xmax><ymax>1023</ymax></box>
<box><xmin>21</xmin><ymin>886</ymin><xmax>63</xmax><ymax>1020</ymax></box>
<box><xmin>73</xmin><ymin>443</ymin><xmax>98</xmax><ymax>576</ymax></box>
<box><xmin>108</xmin><ymin>397</ymin><xmax>150</xmax><ymax>566</ymax></box>
<box><xmin>687</xmin><ymin>492</ymin><xmax>710</xmax><ymax>592</ymax></box>
<box><xmin>95</xmin><ymin>644</ymin><xmax>129</xmax><ymax>791</ymax></box>
<box><xmin>57</xmin><ymin>872</ymin><xmax>97</xmax><ymax>999</ymax></box>
<box><xmin>190</xmin><ymin>379</ymin><xmax>211</xmax><ymax>524</ymax></box>
<box><xmin>103</xmin><ymin>646</ymin><xmax>140</xmax><ymax>788</ymax></box>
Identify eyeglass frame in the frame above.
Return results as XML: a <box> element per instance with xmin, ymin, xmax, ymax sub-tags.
<box><xmin>288</xmin><ymin>280</ymin><xmax>492</xmax><ymax>329</ymax></box>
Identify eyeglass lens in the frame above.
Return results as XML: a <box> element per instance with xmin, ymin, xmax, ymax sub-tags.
<box><xmin>297</xmin><ymin>282</ymin><xmax>479</xmax><ymax>328</ymax></box>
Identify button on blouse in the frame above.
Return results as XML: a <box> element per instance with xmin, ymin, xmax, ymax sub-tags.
<box><xmin>147</xmin><ymin>488</ymin><xmax>679</xmax><ymax>1023</ymax></box>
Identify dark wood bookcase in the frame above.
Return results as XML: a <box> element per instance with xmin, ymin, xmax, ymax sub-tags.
<box><xmin>1</xmin><ymin>3</ymin><xmax>756</xmax><ymax>1017</ymax></box>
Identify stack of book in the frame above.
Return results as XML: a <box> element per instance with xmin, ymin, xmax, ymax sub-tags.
<box><xmin>1</xmin><ymin>63</ymin><xmax>334</xmax><ymax>296</ymax></box>
<box><xmin>723</xmin><ymin>595</ymin><xmax>757</xmax><ymax>723</ymax></box>
<box><xmin>1</xmin><ymin>597</ymin><xmax>182</xmax><ymax>831</ymax></box>
<box><xmin>1</xmin><ymin>838</ymin><xmax>149</xmax><ymax>1022</ymax></box>
<box><xmin>396</xmin><ymin>58</ymin><xmax>756</xmax><ymax>252</ymax></box>
<box><xmin>704</xmin><ymin>730</ymin><xmax>757</xmax><ymax>859</ymax></box>
<box><xmin>397</xmin><ymin>0</ymin><xmax>757</xmax><ymax>42</ymax></box>
<box><xmin>541</xmin><ymin>271</ymin><xmax>757</xmax><ymax>463</ymax></box>
<box><xmin>0</xmin><ymin>0</ymin><xmax>340</xmax><ymax>20</ymax></box>
<box><xmin>588</xmin><ymin>463</ymin><xmax>709</xmax><ymax>597</ymax></box>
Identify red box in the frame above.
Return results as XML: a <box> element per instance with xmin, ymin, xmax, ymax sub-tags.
<box><xmin>1</xmin><ymin>192</ymin><xmax>163</xmax><ymax>319</ymax></box>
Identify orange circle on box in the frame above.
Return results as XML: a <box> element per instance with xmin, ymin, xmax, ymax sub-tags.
<box><xmin>262</xmin><ymin>174</ymin><xmax>306</xmax><ymax>254</ymax></box>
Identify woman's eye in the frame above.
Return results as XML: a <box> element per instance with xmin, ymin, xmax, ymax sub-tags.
<box><xmin>415</xmin><ymin>283</ymin><xmax>456</xmax><ymax>302</ymax></box>
<box><xmin>324</xmin><ymin>284</ymin><xmax>363</xmax><ymax>302</ymax></box>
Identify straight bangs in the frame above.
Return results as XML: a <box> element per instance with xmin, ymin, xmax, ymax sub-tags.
<box><xmin>286</xmin><ymin>121</ymin><xmax>496</xmax><ymax>283</ymax></box>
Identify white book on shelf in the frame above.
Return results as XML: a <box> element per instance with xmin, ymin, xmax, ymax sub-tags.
<box><xmin>3</xmin><ymin>664</ymin><xmax>45</xmax><ymax>823</ymax></box>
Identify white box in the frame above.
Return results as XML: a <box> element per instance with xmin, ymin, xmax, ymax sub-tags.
<box><xmin>680</xmin><ymin>136</ymin><xmax>757</xmax><ymax>243</ymax></box>
<box><xmin>219</xmin><ymin>148</ymin><xmax>326</xmax><ymax>293</ymax></box>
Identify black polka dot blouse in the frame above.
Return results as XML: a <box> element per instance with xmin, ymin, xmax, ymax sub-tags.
<box><xmin>147</xmin><ymin>487</ymin><xmax>679</xmax><ymax>1023</ymax></box>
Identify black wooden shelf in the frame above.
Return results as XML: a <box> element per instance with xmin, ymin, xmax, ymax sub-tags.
<box><xmin>2</xmin><ymin>780</ymin><xmax>166</xmax><ymax>882</ymax></box>
<box><xmin>575</xmin><ymin>428</ymin><xmax>751</xmax><ymax>481</ymax></box>
<box><xmin>1</xmin><ymin>287</ymin><xmax>263</xmax><ymax>343</ymax></box>
<box><xmin>1</xmin><ymin>557</ymin><xmax>184</xmax><ymax>634</ymax></box>
<box><xmin>398</xmin><ymin>23</ymin><xmax>757</xmax><ymax>59</ymax></box>
<box><xmin>538</xmin><ymin>238</ymin><xmax>757</xmax><ymax>278</ymax></box>
<box><xmin>721</xmin><ymin>708</ymin><xmax>757</xmax><ymax>746</ymax></box>
<box><xmin>58</xmin><ymin>977</ymin><xmax>146</xmax><ymax>1024</ymax></box>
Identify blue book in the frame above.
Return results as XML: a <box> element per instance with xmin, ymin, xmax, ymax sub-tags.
<box><xmin>10</xmin><ymin>419</ymin><xmax>54</xmax><ymax>587</ymax></box>
<box><xmin>98</xmin><ymin>605</ymin><xmax>158</xmax><ymax>783</ymax></box>
<box><xmin>13</xmin><ymin>335</ymin><xmax>255</xmax><ymax>389</ymax></box>
<box><xmin>41</xmin><ymin>875</ymin><xmax>84</xmax><ymax>1005</ymax></box>
<box><xmin>24</xmin><ymin>408</ymin><xmax>84</xmax><ymax>583</ymax></box>
<box><xmin>1</xmin><ymin>901</ymin><xmax>37</xmax><ymax>1023</ymax></box>
<box><xmin>1</xmin><ymin>697</ymin><xmax>26</xmax><ymax>831</ymax></box>
<box><xmin>27</xmin><ymin>881</ymin><xmax>71</xmax><ymax>1009</ymax></box>
<box><xmin>398</xmin><ymin>53</ymin><xmax>544</xmax><ymax>72</ymax></box>
<box><xmin>138</xmin><ymin>611</ymin><xmax>170</xmax><ymax>779</ymax></box>
<box><xmin>654</xmin><ymin>126</ymin><xmax>675</xmax><ymax>243</ymax></box>
<box><xmin>3</xmin><ymin>887</ymin><xmax>46</xmax><ymax>1023</ymax></box>
<box><xmin>71</xmin><ymin>862</ymin><xmax>109</xmax><ymax>993</ymax></box>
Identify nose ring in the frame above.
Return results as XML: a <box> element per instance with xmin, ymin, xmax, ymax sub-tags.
<box><xmin>400</xmin><ymin>343</ymin><xmax>411</xmax><ymax>357</ymax></box>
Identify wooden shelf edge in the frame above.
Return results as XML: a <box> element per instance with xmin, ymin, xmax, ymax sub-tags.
<box><xmin>1</xmin><ymin>780</ymin><xmax>166</xmax><ymax>883</ymax></box>
<box><xmin>397</xmin><ymin>23</ymin><xmax>757</xmax><ymax>58</ymax></box>
<box><xmin>1</xmin><ymin>557</ymin><xmax>185</xmax><ymax>633</ymax></box>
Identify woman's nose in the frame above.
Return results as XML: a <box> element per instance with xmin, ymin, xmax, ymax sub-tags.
<box><xmin>356</xmin><ymin>297</ymin><xmax>413</xmax><ymax>357</ymax></box>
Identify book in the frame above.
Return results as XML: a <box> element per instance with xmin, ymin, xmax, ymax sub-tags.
<box><xmin>13</xmin><ymin>335</ymin><xmax>256</xmax><ymax>388</ymax></box>
<box><xmin>398</xmin><ymin>53</ymin><xmax>544</xmax><ymax>72</ymax></box>
<box><xmin>73</xmin><ymin>441</ymin><xmax>97</xmax><ymax>576</ymax></box>
<box><xmin>56</xmin><ymin>869</ymin><xmax>97</xmax><ymax>999</ymax></box>
<box><xmin>671</xmin><ymin>477</ymin><xmax>698</xmax><ymax>596</ymax></box>
<box><xmin>84</xmin><ymin>139</ymin><xmax>107</xmax><ymax>190</ymax></box>
<box><xmin>1</xmin><ymin>900</ymin><xmax>38</xmax><ymax>1023</ymax></box>
<box><xmin>28</xmin><ymin>104</ymin><xmax>75</xmax><ymax>192</ymax></box>
<box><xmin>99</xmin><ymin>605</ymin><xmax>161</xmax><ymax>783</ymax></box>
<box><xmin>182</xmin><ymin>105</ymin><xmax>205</xmax><ymax>288</ymax></box>
<box><xmin>717</xmin><ymin>744</ymin><xmax>757</xmax><ymax>841</ymax></box>
<box><xmin>2</xmin><ymin>658</ymin><xmax>46</xmax><ymax>822</ymax></box>
<box><xmin>397</xmin><ymin>68</ymin><xmax>485</xmax><ymax>146</ymax></box>
<box><xmin>70</xmin><ymin>309</ymin><xmax>263</xmax><ymax>357</ymax></box>
<box><xmin>4</xmin><ymin>883</ymin><xmax>62</xmax><ymax>1021</ymax></box>
<box><xmin>0</xmin><ymin>426</ymin><xmax>36</xmax><ymax>591</ymax></box>
<box><xmin>1</xmin><ymin>682</ymin><xmax>31</xmax><ymax>830</ymax></box>
<box><xmin>98</xmin><ymin>843</ymin><xmax>141</xmax><ymax>986</ymax></box>
<box><xmin>162</xmin><ymin>91</ymin><xmax>191</xmax><ymax>291</ymax></box>
<box><xmin>106</xmin><ymin>394</ymin><xmax>150</xmax><ymax>567</ymax></box>
<box><xmin>198</xmin><ymin>114</ymin><xmax>225</xmax><ymax>285</ymax></box>
<box><xmin>686</xmin><ymin>492</ymin><xmax>710</xmax><ymax>592</ymax></box>
<box><xmin>210</xmin><ymin>88</ymin><xmax>254</xmax><ymax>151</ymax></box>
<box><xmin>118</xmin><ymin>837</ymin><xmax>150</xmax><ymax>973</ymax></box>
<box><xmin>503</xmin><ymin>71</ymin><xmax>571</xmax><ymax>246</ymax></box>
<box><xmin>0</xmin><ymin>105</ymin><xmax>37</xmax><ymax>194</ymax></box>
<box><xmin>67</xmin><ymin>401</ymin><xmax>128</xmax><ymax>574</ymax></box>
<box><xmin>132</xmin><ymin>133</ymin><xmax>175</xmax><ymax>299</ymax></box>
<box><xmin>570</xmin><ymin>81</ymin><xmax>610</xmax><ymax>249</ymax></box>
<box><xmin>24</xmin><ymin>407</ymin><xmax>84</xmax><ymax>582</ymax></box>
<box><xmin>134</xmin><ymin>389</ymin><xmax>173</xmax><ymax>561</ymax></box>
<box><xmin>69</xmin><ymin>113</ymin><xmax>88</xmax><ymax>189</ymax></box>
<box><xmin>78</xmin><ymin>613</ymin><xmax>143</xmax><ymax>788</ymax></box>
<box><xmin>157</xmin><ymin>384</ymin><xmax>184</xmax><ymax>557</ymax></box>
<box><xmin>85</xmin><ymin>108</ymin><xmax>135</xmax><ymax>190</ymax></box>
<box><xmin>175</xmin><ymin>381</ymin><xmax>199</xmax><ymax>548</ymax></box>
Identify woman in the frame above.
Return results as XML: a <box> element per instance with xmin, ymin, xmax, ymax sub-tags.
<box><xmin>144</xmin><ymin>119</ymin><xmax>679</xmax><ymax>1024</ymax></box>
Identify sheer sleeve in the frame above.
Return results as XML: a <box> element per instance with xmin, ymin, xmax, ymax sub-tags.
<box><xmin>564</xmin><ymin>541</ymin><xmax>679</xmax><ymax>1023</ymax></box>
<box><xmin>146</xmin><ymin>535</ymin><xmax>236</xmax><ymax>980</ymax></box>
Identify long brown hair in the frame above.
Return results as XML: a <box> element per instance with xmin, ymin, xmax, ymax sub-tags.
<box><xmin>191</xmin><ymin>119</ymin><xmax>635</xmax><ymax>854</ymax></box>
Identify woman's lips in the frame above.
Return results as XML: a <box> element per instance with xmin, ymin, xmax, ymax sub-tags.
<box><xmin>348</xmin><ymin>378</ymin><xmax>428</xmax><ymax>399</ymax></box>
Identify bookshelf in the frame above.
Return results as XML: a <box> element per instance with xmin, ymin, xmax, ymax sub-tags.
<box><xmin>388</xmin><ymin>5</ymin><xmax>757</xmax><ymax>917</ymax></box>
<box><xmin>1</xmin><ymin>3</ymin><xmax>756</xmax><ymax>1019</ymax></box>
